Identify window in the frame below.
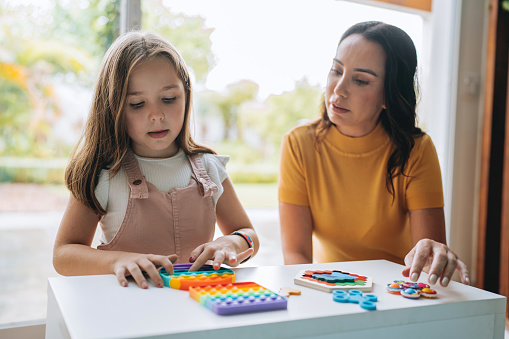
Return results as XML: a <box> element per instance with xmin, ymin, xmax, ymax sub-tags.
<box><xmin>0</xmin><ymin>0</ymin><xmax>426</xmax><ymax>327</ymax></box>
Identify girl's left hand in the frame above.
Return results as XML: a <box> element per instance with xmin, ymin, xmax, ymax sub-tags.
<box><xmin>402</xmin><ymin>238</ymin><xmax>469</xmax><ymax>287</ymax></box>
<box><xmin>187</xmin><ymin>236</ymin><xmax>254</xmax><ymax>272</ymax></box>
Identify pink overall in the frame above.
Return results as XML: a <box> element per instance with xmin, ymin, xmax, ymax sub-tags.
<box><xmin>97</xmin><ymin>150</ymin><xmax>218</xmax><ymax>264</ymax></box>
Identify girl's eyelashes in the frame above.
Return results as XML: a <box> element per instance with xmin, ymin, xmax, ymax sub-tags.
<box><xmin>130</xmin><ymin>101</ymin><xmax>144</xmax><ymax>108</ymax></box>
<box><xmin>162</xmin><ymin>97</ymin><xmax>177</xmax><ymax>103</ymax></box>
<box><xmin>128</xmin><ymin>97</ymin><xmax>177</xmax><ymax>108</ymax></box>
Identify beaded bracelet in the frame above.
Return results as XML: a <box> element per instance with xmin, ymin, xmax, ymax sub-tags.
<box><xmin>231</xmin><ymin>230</ymin><xmax>254</xmax><ymax>263</ymax></box>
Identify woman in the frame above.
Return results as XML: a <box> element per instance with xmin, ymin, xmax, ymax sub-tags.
<box><xmin>278</xmin><ymin>21</ymin><xmax>468</xmax><ymax>287</ymax></box>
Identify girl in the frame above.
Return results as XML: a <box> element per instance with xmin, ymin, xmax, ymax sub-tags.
<box><xmin>53</xmin><ymin>31</ymin><xmax>259</xmax><ymax>289</ymax></box>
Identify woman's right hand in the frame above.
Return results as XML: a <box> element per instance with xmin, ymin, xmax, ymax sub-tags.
<box><xmin>112</xmin><ymin>253</ymin><xmax>177</xmax><ymax>288</ymax></box>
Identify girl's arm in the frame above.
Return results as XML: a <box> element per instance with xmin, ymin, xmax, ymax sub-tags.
<box><xmin>53</xmin><ymin>195</ymin><xmax>177</xmax><ymax>288</ymax></box>
<box><xmin>402</xmin><ymin>207</ymin><xmax>469</xmax><ymax>286</ymax></box>
<box><xmin>279</xmin><ymin>202</ymin><xmax>313</xmax><ymax>264</ymax></box>
<box><xmin>188</xmin><ymin>177</ymin><xmax>259</xmax><ymax>271</ymax></box>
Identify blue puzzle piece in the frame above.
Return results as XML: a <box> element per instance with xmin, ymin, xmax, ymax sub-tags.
<box><xmin>333</xmin><ymin>289</ymin><xmax>378</xmax><ymax>311</ymax></box>
<box><xmin>312</xmin><ymin>272</ymin><xmax>356</xmax><ymax>283</ymax></box>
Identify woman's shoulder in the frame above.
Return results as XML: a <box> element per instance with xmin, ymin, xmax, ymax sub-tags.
<box><xmin>285</xmin><ymin>120</ymin><xmax>317</xmax><ymax>141</ymax></box>
<box><xmin>412</xmin><ymin>132</ymin><xmax>435</xmax><ymax>150</ymax></box>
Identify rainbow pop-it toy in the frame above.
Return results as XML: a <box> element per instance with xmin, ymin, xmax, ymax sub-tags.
<box><xmin>189</xmin><ymin>282</ymin><xmax>288</xmax><ymax>315</ymax></box>
<box><xmin>159</xmin><ymin>264</ymin><xmax>235</xmax><ymax>290</ymax></box>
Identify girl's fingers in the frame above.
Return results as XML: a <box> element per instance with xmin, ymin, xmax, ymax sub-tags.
<box><xmin>212</xmin><ymin>251</ymin><xmax>226</xmax><ymax>270</ymax></box>
<box><xmin>140</xmin><ymin>259</ymin><xmax>164</xmax><ymax>288</ymax></box>
<box><xmin>158</xmin><ymin>255</ymin><xmax>177</xmax><ymax>275</ymax></box>
<box><xmin>114</xmin><ymin>267</ymin><xmax>129</xmax><ymax>287</ymax></box>
<box><xmin>226</xmin><ymin>251</ymin><xmax>238</xmax><ymax>265</ymax></box>
<box><xmin>236</xmin><ymin>247</ymin><xmax>254</xmax><ymax>264</ymax></box>
<box><xmin>188</xmin><ymin>247</ymin><xmax>213</xmax><ymax>272</ymax></box>
<box><xmin>189</xmin><ymin>244</ymin><xmax>205</xmax><ymax>264</ymax></box>
<box><xmin>127</xmin><ymin>264</ymin><xmax>149</xmax><ymax>289</ymax></box>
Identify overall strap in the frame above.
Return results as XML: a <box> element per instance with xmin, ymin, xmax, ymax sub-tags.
<box><xmin>122</xmin><ymin>149</ymin><xmax>149</xmax><ymax>199</ymax></box>
<box><xmin>188</xmin><ymin>154</ymin><xmax>219</xmax><ymax>198</ymax></box>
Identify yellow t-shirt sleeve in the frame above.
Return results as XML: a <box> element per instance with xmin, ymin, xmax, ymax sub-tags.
<box><xmin>278</xmin><ymin>131</ymin><xmax>310</xmax><ymax>206</ymax></box>
<box><xmin>405</xmin><ymin>135</ymin><xmax>444</xmax><ymax>210</ymax></box>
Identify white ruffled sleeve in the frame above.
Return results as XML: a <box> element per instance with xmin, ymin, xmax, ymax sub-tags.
<box><xmin>94</xmin><ymin>169</ymin><xmax>110</xmax><ymax>211</ymax></box>
<box><xmin>201</xmin><ymin>153</ymin><xmax>230</xmax><ymax>205</ymax></box>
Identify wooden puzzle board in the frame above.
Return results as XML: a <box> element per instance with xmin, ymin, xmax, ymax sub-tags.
<box><xmin>294</xmin><ymin>269</ymin><xmax>373</xmax><ymax>293</ymax></box>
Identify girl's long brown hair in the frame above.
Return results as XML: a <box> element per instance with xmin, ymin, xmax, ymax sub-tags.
<box><xmin>65</xmin><ymin>31</ymin><xmax>214</xmax><ymax>215</ymax></box>
<box><xmin>313</xmin><ymin>21</ymin><xmax>424</xmax><ymax>197</ymax></box>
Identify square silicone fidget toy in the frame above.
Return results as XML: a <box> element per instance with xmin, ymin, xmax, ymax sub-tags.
<box><xmin>159</xmin><ymin>264</ymin><xmax>235</xmax><ymax>290</ymax></box>
<box><xmin>294</xmin><ymin>269</ymin><xmax>373</xmax><ymax>292</ymax></box>
<box><xmin>189</xmin><ymin>282</ymin><xmax>288</xmax><ymax>315</ymax></box>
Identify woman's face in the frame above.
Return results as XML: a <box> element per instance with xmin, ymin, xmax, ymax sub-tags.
<box><xmin>124</xmin><ymin>56</ymin><xmax>186</xmax><ymax>158</ymax></box>
<box><xmin>325</xmin><ymin>34</ymin><xmax>386</xmax><ymax>137</ymax></box>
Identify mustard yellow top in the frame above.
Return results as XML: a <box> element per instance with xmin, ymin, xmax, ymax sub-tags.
<box><xmin>278</xmin><ymin>122</ymin><xmax>444</xmax><ymax>264</ymax></box>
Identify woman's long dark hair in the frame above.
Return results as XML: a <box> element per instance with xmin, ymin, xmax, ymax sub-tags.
<box><xmin>313</xmin><ymin>21</ymin><xmax>424</xmax><ymax>197</ymax></box>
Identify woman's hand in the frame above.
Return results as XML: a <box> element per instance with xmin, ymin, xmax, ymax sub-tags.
<box><xmin>187</xmin><ymin>236</ymin><xmax>254</xmax><ymax>272</ymax></box>
<box><xmin>111</xmin><ymin>253</ymin><xmax>177</xmax><ymax>289</ymax></box>
<box><xmin>402</xmin><ymin>238</ymin><xmax>469</xmax><ymax>286</ymax></box>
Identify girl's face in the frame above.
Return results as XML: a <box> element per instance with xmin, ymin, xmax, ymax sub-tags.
<box><xmin>325</xmin><ymin>34</ymin><xmax>386</xmax><ymax>137</ymax></box>
<box><xmin>124</xmin><ymin>56</ymin><xmax>186</xmax><ymax>158</ymax></box>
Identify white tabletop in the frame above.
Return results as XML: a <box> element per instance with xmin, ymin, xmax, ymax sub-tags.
<box><xmin>46</xmin><ymin>260</ymin><xmax>507</xmax><ymax>339</ymax></box>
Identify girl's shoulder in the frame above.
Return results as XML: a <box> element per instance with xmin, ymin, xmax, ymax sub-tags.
<box><xmin>95</xmin><ymin>167</ymin><xmax>124</xmax><ymax>210</ymax></box>
<box><xmin>200</xmin><ymin>152</ymin><xmax>230</xmax><ymax>171</ymax></box>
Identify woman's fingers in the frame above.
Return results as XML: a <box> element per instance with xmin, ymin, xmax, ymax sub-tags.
<box><xmin>456</xmin><ymin>258</ymin><xmax>470</xmax><ymax>285</ymax></box>
<box><xmin>402</xmin><ymin>239</ymin><xmax>470</xmax><ymax>286</ymax></box>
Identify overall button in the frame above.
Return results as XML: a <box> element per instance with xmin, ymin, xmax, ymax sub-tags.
<box><xmin>133</xmin><ymin>179</ymin><xmax>142</xmax><ymax>185</ymax></box>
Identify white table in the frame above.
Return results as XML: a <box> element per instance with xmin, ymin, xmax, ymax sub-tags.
<box><xmin>46</xmin><ymin>260</ymin><xmax>507</xmax><ymax>339</ymax></box>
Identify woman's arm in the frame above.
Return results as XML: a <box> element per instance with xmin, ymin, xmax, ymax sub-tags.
<box><xmin>403</xmin><ymin>207</ymin><xmax>469</xmax><ymax>286</ymax></box>
<box><xmin>279</xmin><ymin>202</ymin><xmax>313</xmax><ymax>264</ymax></box>
<box><xmin>53</xmin><ymin>195</ymin><xmax>177</xmax><ymax>288</ymax></box>
<box><xmin>188</xmin><ymin>177</ymin><xmax>258</xmax><ymax>271</ymax></box>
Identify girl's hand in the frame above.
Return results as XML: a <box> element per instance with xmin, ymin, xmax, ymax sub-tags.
<box><xmin>402</xmin><ymin>239</ymin><xmax>469</xmax><ymax>287</ymax></box>
<box><xmin>187</xmin><ymin>236</ymin><xmax>254</xmax><ymax>272</ymax></box>
<box><xmin>112</xmin><ymin>253</ymin><xmax>177</xmax><ymax>288</ymax></box>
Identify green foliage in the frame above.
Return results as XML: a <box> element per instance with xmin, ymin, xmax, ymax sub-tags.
<box><xmin>503</xmin><ymin>0</ymin><xmax>509</xmax><ymax>11</ymax></box>
<box><xmin>203</xmin><ymin>80</ymin><xmax>259</xmax><ymax>141</ymax></box>
<box><xmin>214</xmin><ymin>140</ymin><xmax>264</xmax><ymax>164</ymax></box>
<box><xmin>243</xmin><ymin>78</ymin><xmax>322</xmax><ymax>151</ymax></box>
<box><xmin>142</xmin><ymin>0</ymin><xmax>215</xmax><ymax>82</ymax></box>
<box><xmin>0</xmin><ymin>0</ymin><xmax>119</xmax><ymax>159</ymax></box>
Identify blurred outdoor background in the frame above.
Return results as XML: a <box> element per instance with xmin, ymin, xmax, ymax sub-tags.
<box><xmin>0</xmin><ymin>0</ymin><xmax>423</xmax><ymax>326</ymax></box>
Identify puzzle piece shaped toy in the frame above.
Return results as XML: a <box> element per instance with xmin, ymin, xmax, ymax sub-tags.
<box><xmin>333</xmin><ymin>289</ymin><xmax>378</xmax><ymax>311</ymax></box>
<box><xmin>294</xmin><ymin>269</ymin><xmax>373</xmax><ymax>292</ymax></box>
<box><xmin>278</xmin><ymin>287</ymin><xmax>301</xmax><ymax>297</ymax></box>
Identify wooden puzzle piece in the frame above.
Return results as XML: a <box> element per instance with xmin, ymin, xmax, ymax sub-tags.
<box><xmin>278</xmin><ymin>287</ymin><xmax>301</xmax><ymax>297</ymax></box>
